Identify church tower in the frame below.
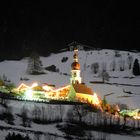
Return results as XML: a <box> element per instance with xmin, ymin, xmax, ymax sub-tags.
<box><xmin>70</xmin><ymin>47</ymin><xmax>82</xmax><ymax>84</ymax></box>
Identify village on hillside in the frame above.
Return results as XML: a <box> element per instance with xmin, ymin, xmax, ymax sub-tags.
<box><xmin>0</xmin><ymin>46</ymin><xmax>140</xmax><ymax>119</ymax></box>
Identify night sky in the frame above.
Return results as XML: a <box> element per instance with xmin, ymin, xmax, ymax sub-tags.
<box><xmin>0</xmin><ymin>1</ymin><xmax>140</xmax><ymax>59</ymax></box>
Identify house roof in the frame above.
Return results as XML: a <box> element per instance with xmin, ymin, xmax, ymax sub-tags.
<box><xmin>73</xmin><ymin>84</ymin><xmax>93</xmax><ymax>95</ymax></box>
<box><xmin>17</xmin><ymin>83</ymin><xmax>29</xmax><ymax>90</ymax></box>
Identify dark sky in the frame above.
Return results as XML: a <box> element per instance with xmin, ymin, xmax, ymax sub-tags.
<box><xmin>0</xmin><ymin>1</ymin><xmax>140</xmax><ymax>58</ymax></box>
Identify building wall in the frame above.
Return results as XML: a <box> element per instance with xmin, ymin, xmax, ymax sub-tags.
<box><xmin>76</xmin><ymin>93</ymin><xmax>94</xmax><ymax>104</ymax></box>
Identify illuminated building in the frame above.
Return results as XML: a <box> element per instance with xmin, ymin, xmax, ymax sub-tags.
<box><xmin>68</xmin><ymin>47</ymin><xmax>101</xmax><ymax>106</ymax></box>
<box><xmin>17</xmin><ymin>83</ymin><xmax>29</xmax><ymax>91</ymax></box>
<box><xmin>68</xmin><ymin>84</ymin><xmax>100</xmax><ymax>106</ymax></box>
<box><xmin>16</xmin><ymin>48</ymin><xmax>101</xmax><ymax>107</ymax></box>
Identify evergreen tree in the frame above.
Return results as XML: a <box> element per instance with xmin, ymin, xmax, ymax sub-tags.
<box><xmin>91</xmin><ymin>62</ymin><xmax>99</xmax><ymax>74</ymax></box>
<box><xmin>0</xmin><ymin>77</ymin><xmax>4</xmax><ymax>86</ymax></box>
<box><xmin>132</xmin><ymin>59</ymin><xmax>140</xmax><ymax>75</ymax></box>
<box><xmin>68</xmin><ymin>85</ymin><xmax>76</xmax><ymax>101</ymax></box>
<box><xmin>26</xmin><ymin>52</ymin><xmax>45</xmax><ymax>75</ymax></box>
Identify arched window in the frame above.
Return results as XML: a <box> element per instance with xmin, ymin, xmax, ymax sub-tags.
<box><xmin>74</xmin><ymin>72</ymin><xmax>77</xmax><ymax>77</ymax></box>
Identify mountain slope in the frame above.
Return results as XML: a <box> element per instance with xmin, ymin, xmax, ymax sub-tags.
<box><xmin>0</xmin><ymin>49</ymin><xmax>140</xmax><ymax>108</ymax></box>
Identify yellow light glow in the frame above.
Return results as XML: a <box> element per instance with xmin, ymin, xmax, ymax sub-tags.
<box><xmin>31</xmin><ymin>82</ymin><xmax>38</xmax><ymax>88</ymax></box>
<box><xmin>25</xmin><ymin>89</ymin><xmax>33</xmax><ymax>99</ymax></box>
<box><xmin>42</xmin><ymin>85</ymin><xmax>53</xmax><ymax>92</ymax></box>
<box><xmin>133</xmin><ymin>115</ymin><xmax>140</xmax><ymax>120</ymax></box>
<box><xmin>93</xmin><ymin>92</ymin><xmax>100</xmax><ymax>105</ymax></box>
<box><xmin>17</xmin><ymin>83</ymin><xmax>29</xmax><ymax>90</ymax></box>
<box><xmin>55</xmin><ymin>85</ymin><xmax>70</xmax><ymax>92</ymax></box>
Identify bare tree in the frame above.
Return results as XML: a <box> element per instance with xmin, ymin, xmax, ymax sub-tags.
<box><xmin>0</xmin><ymin>96</ymin><xmax>9</xmax><ymax>107</ymax></box>
<box><xmin>32</xmin><ymin>106</ymin><xmax>41</xmax><ymax>121</ymax></box>
<box><xmin>110</xmin><ymin>59</ymin><xmax>116</xmax><ymax>71</ymax></box>
<box><xmin>73</xmin><ymin>105</ymin><xmax>88</xmax><ymax>123</ymax></box>
<box><xmin>5</xmin><ymin>106</ymin><xmax>14</xmax><ymax>125</ymax></box>
<box><xmin>119</xmin><ymin>57</ymin><xmax>125</xmax><ymax>71</ymax></box>
<box><xmin>91</xmin><ymin>62</ymin><xmax>99</xmax><ymax>74</ymax></box>
<box><xmin>21</xmin><ymin>106</ymin><xmax>30</xmax><ymax>127</ymax></box>
<box><xmin>41</xmin><ymin>106</ymin><xmax>45</xmax><ymax>121</ymax></box>
<box><xmin>102</xmin><ymin>62</ymin><xmax>107</xmax><ymax>72</ymax></box>
<box><xmin>34</xmin><ymin>133</ymin><xmax>41</xmax><ymax>140</ymax></box>
<box><xmin>100</xmin><ymin>71</ymin><xmax>109</xmax><ymax>83</ymax></box>
<box><xmin>44</xmin><ymin>134</ymin><xmax>56</xmax><ymax>140</ymax></box>
<box><xmin>114</xmin><ymin>50</ymin><xmax>121</xmax><ymax>57</ymax></box>
<box><xmin>127</xmin><ymin>55</ymin><xmax>133</xmax><ymax>70</ymax></box>
<box><xmin>58</xmin><ymin>105</ymin><xmax>63</xmax><ymax>121</ymax></box>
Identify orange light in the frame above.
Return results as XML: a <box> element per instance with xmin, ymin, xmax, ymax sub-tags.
<box><xmin>42</xmin><ymin>85</ymin><xmax>53</xmax><ymax>92</ymax></box>
<box><xmin>55</xmin><ymin>85</ymin><xmax>70</xmax><ymax>92</ymax></box>
<box><xmin>133</xmin><ymin>115</ymin><xmax>140</xmax><ymax>120</ymax></box>
<box><xmin>17</xmin><ymin>83</ymin><xmax>29</xmax><ymax>90</ymax></box>
<box><xmin>17</xmin><ymin>82</ymin><xmax>38</xmax><ymax>91</ymax></box>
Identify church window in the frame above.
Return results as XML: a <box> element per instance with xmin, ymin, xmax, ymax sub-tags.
<box><xmin>74</xmin><ymin>72</ymin><xmax>77</xmax><ymax>77</ymax></box>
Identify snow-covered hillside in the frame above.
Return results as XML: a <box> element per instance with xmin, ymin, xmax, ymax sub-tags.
<box><xmin>1</xmin><ymin>49</ymin><xmax>140</xmax><ymax>140</ymax></box>
<box><xmin>0</xmin><ymin>49</ymin><xmax>140</xmax><ymax>109</ymax></box>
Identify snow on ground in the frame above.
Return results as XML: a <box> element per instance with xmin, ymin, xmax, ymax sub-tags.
<box><xmin>0</xmin><ymin>100</ymin><xmax>71</xmax><ymax>140</ymax></box>
<box><xmin>85</xmin><ymin>130</ymin><xmax>140</xmax><ymax>140</ymax></box>
<box><xmin>0</xmin><ymin>127</ymin><xmax>65</xmax><ymax>140</ymax></box>
<box><xmin>0</xmin><ymin>49</ymin><xmax>140</xmax><ymax>108</ymax></box>
<box><xmin>0</xmin><ymin>49</ymin><xmax>140</xmax><ymax>139</ymax></box>
<box><xmin>110</xmin><ymin>133</ymin><xmax>140</xmax><ymax>140</ymax></box>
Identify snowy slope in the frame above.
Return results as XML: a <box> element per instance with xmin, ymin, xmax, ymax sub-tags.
<box><xmin>0</xmin><ymin>49</ymin><xmax>140</xmax><ymax>109</ymax></box>
<box><xmin>1</xmin><ymin>100</ymin><xmax>140</xmax><ymax>140</ymax></box>
<box><xmin>0</xmin><ymin>49</ymin><xmax>140</xmax><ymax>140</ymax></box>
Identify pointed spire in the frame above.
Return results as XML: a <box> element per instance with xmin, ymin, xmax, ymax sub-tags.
<box><xmin>73</xmin><ymin>47</ymin><xmax>78</xmax><ymax>62</ymax></box>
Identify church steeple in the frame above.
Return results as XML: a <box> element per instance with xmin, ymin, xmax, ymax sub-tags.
<box><xmin>70</xmin><ymin>47</ymin><xmax>82</xmax><ymax>84</ymax></box>
<box><xmin>71</xmin><ymin>47</ymin><xmax>80</xmax><ymax>70</ymax></box>
<box><xmin>73</xmin><ymin>47</ymin><xmax>78</xmax><ymax>62</ymax></box>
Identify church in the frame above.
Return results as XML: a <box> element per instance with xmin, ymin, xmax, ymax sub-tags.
<box><xmin>67</xmin><ymin>47</ymin><xmax>100</xmax><ymax>106</ymax></box>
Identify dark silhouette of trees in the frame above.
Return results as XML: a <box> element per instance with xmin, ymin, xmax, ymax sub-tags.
<box><xmin>114</xmin><ymin>50</ymin><xmax>121</xmax><ymax>57</ymax></box>
<box><xmin>0</xmin><ymin>107</ymin><xmax>14</xmax><ymax>125</ymax></box>
<box><xmin>5</xmin><ymin>132</ymin><xmax>31</xmax><ymax>140</ymax></box>
<box><xmin>21</xmin><ymin>107</ymin><xmax>31</xmax><ymax>127</ymax></box>
<box><xmin>26</xmin><ymin>52</ymin><xmax>45</xmax><ymax>75</ymax></box>
<box><xmin>61</xmin><ymin>57</ymin><xmax>68</xmax><ymax>63</ymax></box>
<box><xmin>91</xmin><ymin>63</ymin><xmax>99</xmax><ymax>74</ymax></box>
<box><xmin>101</xmin><ymin>70</ymin><xmax>109</xmax><ymax>83</ymax></box>
<box><xmin>132</xmin><ymin>59</ymin><xmax>140</xmax><ymax>75</ymax></box>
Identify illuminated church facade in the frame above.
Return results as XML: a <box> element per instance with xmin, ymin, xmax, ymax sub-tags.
<box><xmin>68</xmin><ymin>48</ymin><xmax>100</xmax><ymax>105</ymax></box>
